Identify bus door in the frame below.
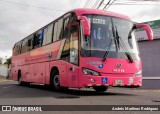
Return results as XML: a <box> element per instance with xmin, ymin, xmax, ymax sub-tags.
<box><xmin>67</xmin><ymin>26</ymin><xmax>79</xmax><ymax>87</ymax></box>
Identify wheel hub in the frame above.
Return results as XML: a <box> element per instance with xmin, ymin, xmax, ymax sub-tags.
<box><xmin>53</xmin><ymin>74</ymin><xmax>60</xmax><ymax>87</ymax></box>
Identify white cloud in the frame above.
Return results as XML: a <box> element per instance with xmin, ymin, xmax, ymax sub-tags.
<box><xmin>0</xmin><ymin>0</ymin><xmax>72</xmax><ymax>58</ymax></box>
<box><xmin>107</xmin><ymin>2</ymin><xmax>160</xmax><ymax>22</ymax></box>
<box><xmin>0</xmin><ymin>0</ymin><xmax>160</xmax><ymax>59</ymax></box>
<box><xmin>0</xmin><ymin>49</ymin><xmax>12</xmax><ymax>58</ymax></box>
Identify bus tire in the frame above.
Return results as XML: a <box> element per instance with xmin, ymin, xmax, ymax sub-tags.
<box><xmin>50</xmin><ymin>70</ymin><xmax>61</xmax><ymax>91</ymax></box>
<box><xmin>18</xmin><ymin>75</ymin><xmax>22</xmax><ymax>85</ymax></box>
<box><xmin>18</xmin><ymin>71</ymin><xmax>24</xmax><ymax>85</ymax></box>
<box><xmin>93</xmin><ymin>86</ymin><xmax>108</xmax><ymax>92</ymax></box>
<box><xmin>18</xmin><ymin>71</ymin><xmax>30</xmax><ymax>86</ymax></box>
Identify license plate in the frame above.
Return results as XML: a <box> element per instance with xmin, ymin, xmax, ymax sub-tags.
<box><xmin>115</xmin><ymin>80</ymin><xmax>123</xmax><ymax>85</ymax></box>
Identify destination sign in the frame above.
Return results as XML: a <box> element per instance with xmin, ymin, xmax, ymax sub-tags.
<box><xmin>88</xmin><ymin>18</ymin><xmax>106</xmax><ymax>24</ymax></box>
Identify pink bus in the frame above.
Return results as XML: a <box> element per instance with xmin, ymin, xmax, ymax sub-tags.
<box><xmin>11</xmin><ymin>8</ymin><xmax>153</xmax><ymax>92</ymax></box>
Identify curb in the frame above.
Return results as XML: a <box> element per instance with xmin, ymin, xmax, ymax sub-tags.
<box><xmin>0</xmin><ymin>80</ymin><xmax>13</xmax><ymax>83</ymax></box>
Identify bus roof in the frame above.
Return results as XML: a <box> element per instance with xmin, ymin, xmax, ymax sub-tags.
<box><xmin>70</xmin><ymin>8</ymin><xmax>131</xmax><ymax>21</ymax></box>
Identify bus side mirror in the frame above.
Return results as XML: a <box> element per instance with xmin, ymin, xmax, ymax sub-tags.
<box><xmin>136</xmin><ymin>24</ymin><xmax>153</xmax><ymax>41</ymax></box>
<box><xmin>78</xmin><ymin>16</ymin><xmax>90</xmax><ymax>36</ymax></box>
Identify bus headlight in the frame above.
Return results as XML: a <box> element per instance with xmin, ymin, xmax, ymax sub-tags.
<box><xmin>83</xmin><ymin>68</ymin><xmax>100</xmax><ymax>76</ymax></box>
<box><xmin>134</xmin><ymin>71</ymin><xmax>142</xmax><ymax>77</ymax></box>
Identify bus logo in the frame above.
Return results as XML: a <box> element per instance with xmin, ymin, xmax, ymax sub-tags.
<box><xmin>116</xmin><ymin>64</ymin><xmax>122</xmax><ymax>68</ymax></box>
<box><xmin>96</xmin><ymin>64</ymin><xmax>104</xmax><ymax>69</ymax></box>
<box><xmin>113</xmin><ymin>69</ymin><xmax>125</xmax><ymax>73</ymax></box>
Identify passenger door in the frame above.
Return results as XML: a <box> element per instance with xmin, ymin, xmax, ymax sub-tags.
<box><xmin>67</xmin><ymin>27</ymin><xmax>79</xmax><ymax>87</ymax></box>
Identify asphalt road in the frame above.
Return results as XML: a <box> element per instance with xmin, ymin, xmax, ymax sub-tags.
<box><xmin>0</xmin><ymin>80</ymin><xmax>160</xmax><ymax>114</ymax></box>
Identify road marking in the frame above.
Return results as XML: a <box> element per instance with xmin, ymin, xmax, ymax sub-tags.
<box><xmin>3</xmin><ymin>85</ymin><xmax>16</xmax><ymax>89</ymax></box>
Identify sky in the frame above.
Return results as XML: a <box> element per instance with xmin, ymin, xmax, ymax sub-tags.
<box><xmin>0</xmin><ymin>0</ymin><xmax>160</xmax><ymax>60</ymax></box>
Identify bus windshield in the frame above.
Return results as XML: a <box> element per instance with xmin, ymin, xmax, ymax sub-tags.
<box><xmin>81</xmin><ymin>15</ymin><xmax>140</xmax><ymax>60</ymax></box>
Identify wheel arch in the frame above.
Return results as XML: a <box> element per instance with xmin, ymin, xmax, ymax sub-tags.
<box><xmin>18</xmin><ymin>69</ymin><xmax>21</xmax><ymax>80</ymax></box>
<box><xmin>50</xmin><ymin>66</ymin><xmax>59</xmax><ymax>83</ymax></box>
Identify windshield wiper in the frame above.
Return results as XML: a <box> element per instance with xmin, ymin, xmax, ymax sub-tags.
<box><xmin>102</xmin><ymin>39</ymin><xmax>113</xmax><ymax>62</ymax></box>
<box><xmin>102</xmin><ymin>20</ymin><xmax>119</xmax><ymax>62</ymax></box>
<box><xmin>102</xmin><ymin>21</ymin><xmax>116</xmax><ymax>62</ymax></box>
<box><xmin>102</xmin><ymin>23</ymin><xmax>134</xmax><ymax>63</ymax></box>
<box><xmin>115</xmin><ymin>26</ymin><xmax>134</xmax><ymax>63</ymax></box>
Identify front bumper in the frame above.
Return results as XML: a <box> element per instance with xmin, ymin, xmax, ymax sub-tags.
<box><xmin>82</xmin><ymin>75</ymin><xmax>142</xmax><ymax>88</ymax></box>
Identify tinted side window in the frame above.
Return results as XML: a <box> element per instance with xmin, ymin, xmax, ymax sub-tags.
<box><xmin>34</xmin><ymin>30</ymin><xmax>43</xmax><ymax>49</ymax></box>
<box><xmin>70</xmin><ymin>13</ymin><xmax>77</xmax><ymax>24</ymax></box>
<box><xmin>53</xmin><ymin>18</ymin><xmax>64</xmax><ymax>42</ymax></box>
<box><xmin>57</xmin><ymin>18</ymin><xmax>63</xmax><ymax>40</ymax></box>
<box><xmin>18</xmin><ymin>41</ymin><xmax>22</xmax><ymax>55</ymax></box>
<box><xmin>63</xmin><ymin>17</ymin><xmax>70</xmax><ymax>38</ymax></box>
<box><xmin>21</xmin><ymin>35</ymin><xmax>33</xmax><ymax>54</ymax></box>
<box><xmin>61</xmin><ymin>39</ymin><xmax>70</xmax><ymax>62</ymax></box>
<box><xmin>21</xmin><ymin>39</ymin><xmax>28</xmax><ymax>53</ymax></box>
<box><xmin>13</xmin><ymin>41</ymin><xmax>22</xmax><ymax>56</ymax></box>
<box><xmin>28</xmin><ymin>35</ymin><xmax>33</xmax><ymax>51</ymax></box>
<box><xmin>63</xmin><ymin>13</ymin><xmax>77</xmax><ymax>39</ymax></box>
<box><xmin>53</xmin><ymin>22</ymin><xmax>58</xmax><ymax>42</ymax></box>
<box><xmin>43</xmin><ymin>24</ymin><xmax>53</xmax><ymax>45</ymax></box>
<box><xmin>13</xmin><ymin>44</ymin><xmax>17</xmax><ymax>56</ymax></box>
<box><xmin>42</xmin><ymin>27</ymin><xmax>48</xmax><ymax>46</ymax></box>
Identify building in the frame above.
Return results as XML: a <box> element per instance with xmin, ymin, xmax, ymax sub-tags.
<box><xmin>0</xmin><ymin>57</ymin><xmax>10</xmax><ymax>77</ymax></box>
<box><xmin>0</xmin><ymin>64</ymin><xmax>9</xmax><ymax>77</ymax></box>
<box><xmin>135</xmin><ymin>19</ymin><xmax>160</xmax><ymax>89</ymax></box>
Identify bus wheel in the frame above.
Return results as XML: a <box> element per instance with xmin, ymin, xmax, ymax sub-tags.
<box><xmin>93</xmin><ymin>86</ymin><xmax>108</xmax><ymax>92</ymax></box>
<box><xmin>50</xmin><ymin>70</ymin><xmax>61</xmax><ymax>91</ymax></box>
<box><xmin>18</xmin><ymin>72</ymin><xmax>30</xmax><ymax>86</ymax></box>
<box><xmin>18</xmin><ymin>75</ymin><xmax>23</xmax><ymax>85</ymax></box>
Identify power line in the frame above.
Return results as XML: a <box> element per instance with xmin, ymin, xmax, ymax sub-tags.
<box><xmin>92</xmin><ymin>0</ymin><xmax>100</xmax><ymax>8</ymax></box>
<box><xmin>97</xmin><ymin>0</ymin><xmax>105</xmax><ymax>9</ymax></box>
<box><xmin>97</xmin><ymin>0</ymin><xmax>160</xmax><ymax>10</ymax></box>
<box><xmin>0</xmin><ymin>0</ymin><xmax>65</xmax><ymax>12</ymax></box>
<box><xmin>104</xmin><ymin>0</ymin><xmax>116</xmax><ymax>10</ymax></box>
<box><xmin>95</xmin><ymin>0</ymin><xmax>115</xmax><ymax>10</ymax></box>
<box><xmin>103</xmin><ymin>0</ymin><xmax>112</xmax><ymax>10</ymax></box>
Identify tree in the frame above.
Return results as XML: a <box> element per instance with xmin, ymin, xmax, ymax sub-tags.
<box><xmin>7</xmin><ymin>57</ymin><xmax>11</xmax><ymax>65</ymax></box>
<box><xmin>4</xmin><ymin>57</ymin><xmax>11</xmax><ymax>68</ymax></box>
